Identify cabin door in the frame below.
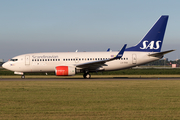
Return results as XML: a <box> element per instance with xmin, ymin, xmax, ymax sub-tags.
<box><xmin>25</xmin><ymin>56</ymin><xmax>30</xmax><ymax>65</ymax></box>
<box><xmin>132</xmin><ymin>54</ymin><xmax>137</xmax><ymax>64</ymax></box>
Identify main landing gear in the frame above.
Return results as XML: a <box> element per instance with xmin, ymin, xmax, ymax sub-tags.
<box><xmin>83</xmin><ymin>72</ymin><xmax>91</xmax><ymax>79</ymax></box>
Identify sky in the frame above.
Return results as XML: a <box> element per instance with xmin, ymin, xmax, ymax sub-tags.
<box><xmin>1</xmin><ymin>0</ymin><xmax>180</xmax><ymax>61</ymax></box>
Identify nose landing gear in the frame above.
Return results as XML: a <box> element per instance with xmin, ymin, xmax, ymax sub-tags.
<box><xmin>21</xmin><ymin>75</ymin><xmax>25</xmax><ymax>79</ymax></box>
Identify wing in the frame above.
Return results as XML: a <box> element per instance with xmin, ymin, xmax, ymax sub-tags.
<box><xmin>76</xmin><ymin>44</ymin><xmax>127</xmax><ymax>70</ymax></box>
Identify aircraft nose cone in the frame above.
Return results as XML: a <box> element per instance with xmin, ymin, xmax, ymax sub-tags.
<box><xmin>2</xmin><ymin>62</ymin><xmax>8</xmax><ymax>69</ymax></box>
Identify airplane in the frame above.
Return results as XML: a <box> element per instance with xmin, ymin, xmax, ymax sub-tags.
<box><xmin>2</xmin><ymin>15</ymin><xmax>174</xmax><ymax>79</ymax></box>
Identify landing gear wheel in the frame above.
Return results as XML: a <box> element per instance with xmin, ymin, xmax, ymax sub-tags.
<box><xmin>86</xmin><ymin>74</ymin><xmax>91</xmax><ymax>78</ymax></box>
<box><xmin>21</xmin><ymin>75</ymin><xmax>25</xmax><ymax>79</ymax></box>
<box><xmin>83</xmin><ymin>73</ymin><xmax>91</xmax><ymax>79</ymax></box>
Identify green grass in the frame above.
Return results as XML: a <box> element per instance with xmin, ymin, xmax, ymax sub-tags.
<box><xmin>0</xmin><ymin>80</ymin><xmax>180</xmax><ymax>119</ymax></box>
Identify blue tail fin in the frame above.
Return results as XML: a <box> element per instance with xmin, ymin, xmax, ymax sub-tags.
<box><xmin>125</xmin><ymin>15</ymin><xmax>169</xmax><ymax>52</ymax></box>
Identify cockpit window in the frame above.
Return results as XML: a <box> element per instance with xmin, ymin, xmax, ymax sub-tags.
<box><xmin>10</xmin><ymin>59</ymin><xmax>18</xmax><ymax>61</ymax></box>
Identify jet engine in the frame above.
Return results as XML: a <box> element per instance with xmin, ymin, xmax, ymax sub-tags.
<box><xmin>55</xmin><ymin>66</ymin><xmax>75</xmax><ymax>76</ymax></box>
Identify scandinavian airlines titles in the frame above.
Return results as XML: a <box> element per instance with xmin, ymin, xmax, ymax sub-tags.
<box><xmin>140</xmin><ymin>40</ymin><xmax>161</xmax><ymax>50</ymax></box>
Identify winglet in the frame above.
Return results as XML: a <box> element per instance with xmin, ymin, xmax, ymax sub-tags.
<box><xmin>107</xmin><ymin>48</ymin><xmax>110</xmax><ymax>52</ymax></box>
<box><xmin>115</xmin><ymin>44</ymin><xmax>127</xmax><ymax>59</ymax></box>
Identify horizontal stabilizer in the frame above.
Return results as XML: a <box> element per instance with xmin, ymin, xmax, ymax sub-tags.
<box><xmin>148</xmin><ymin>50</ymin><xmax>175</xmax><ymax>57</ymax></box>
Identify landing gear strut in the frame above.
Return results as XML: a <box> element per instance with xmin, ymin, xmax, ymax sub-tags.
<box><xmin>83</xmin><ymin>72</ymin><xmax>91</xmax><ymax>79</ymax></box>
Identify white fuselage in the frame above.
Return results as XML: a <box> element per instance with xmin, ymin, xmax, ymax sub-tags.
<box><xmin>2</xmin><ymin>51</ymin><xmax>161</xmax><ymax>73</ymax></box>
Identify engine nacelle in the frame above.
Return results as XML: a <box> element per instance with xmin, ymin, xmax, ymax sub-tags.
<box><xmin>55</xmin><ymin>66</ymin><xmax>75</xmax><ymax>76</ymax></box>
